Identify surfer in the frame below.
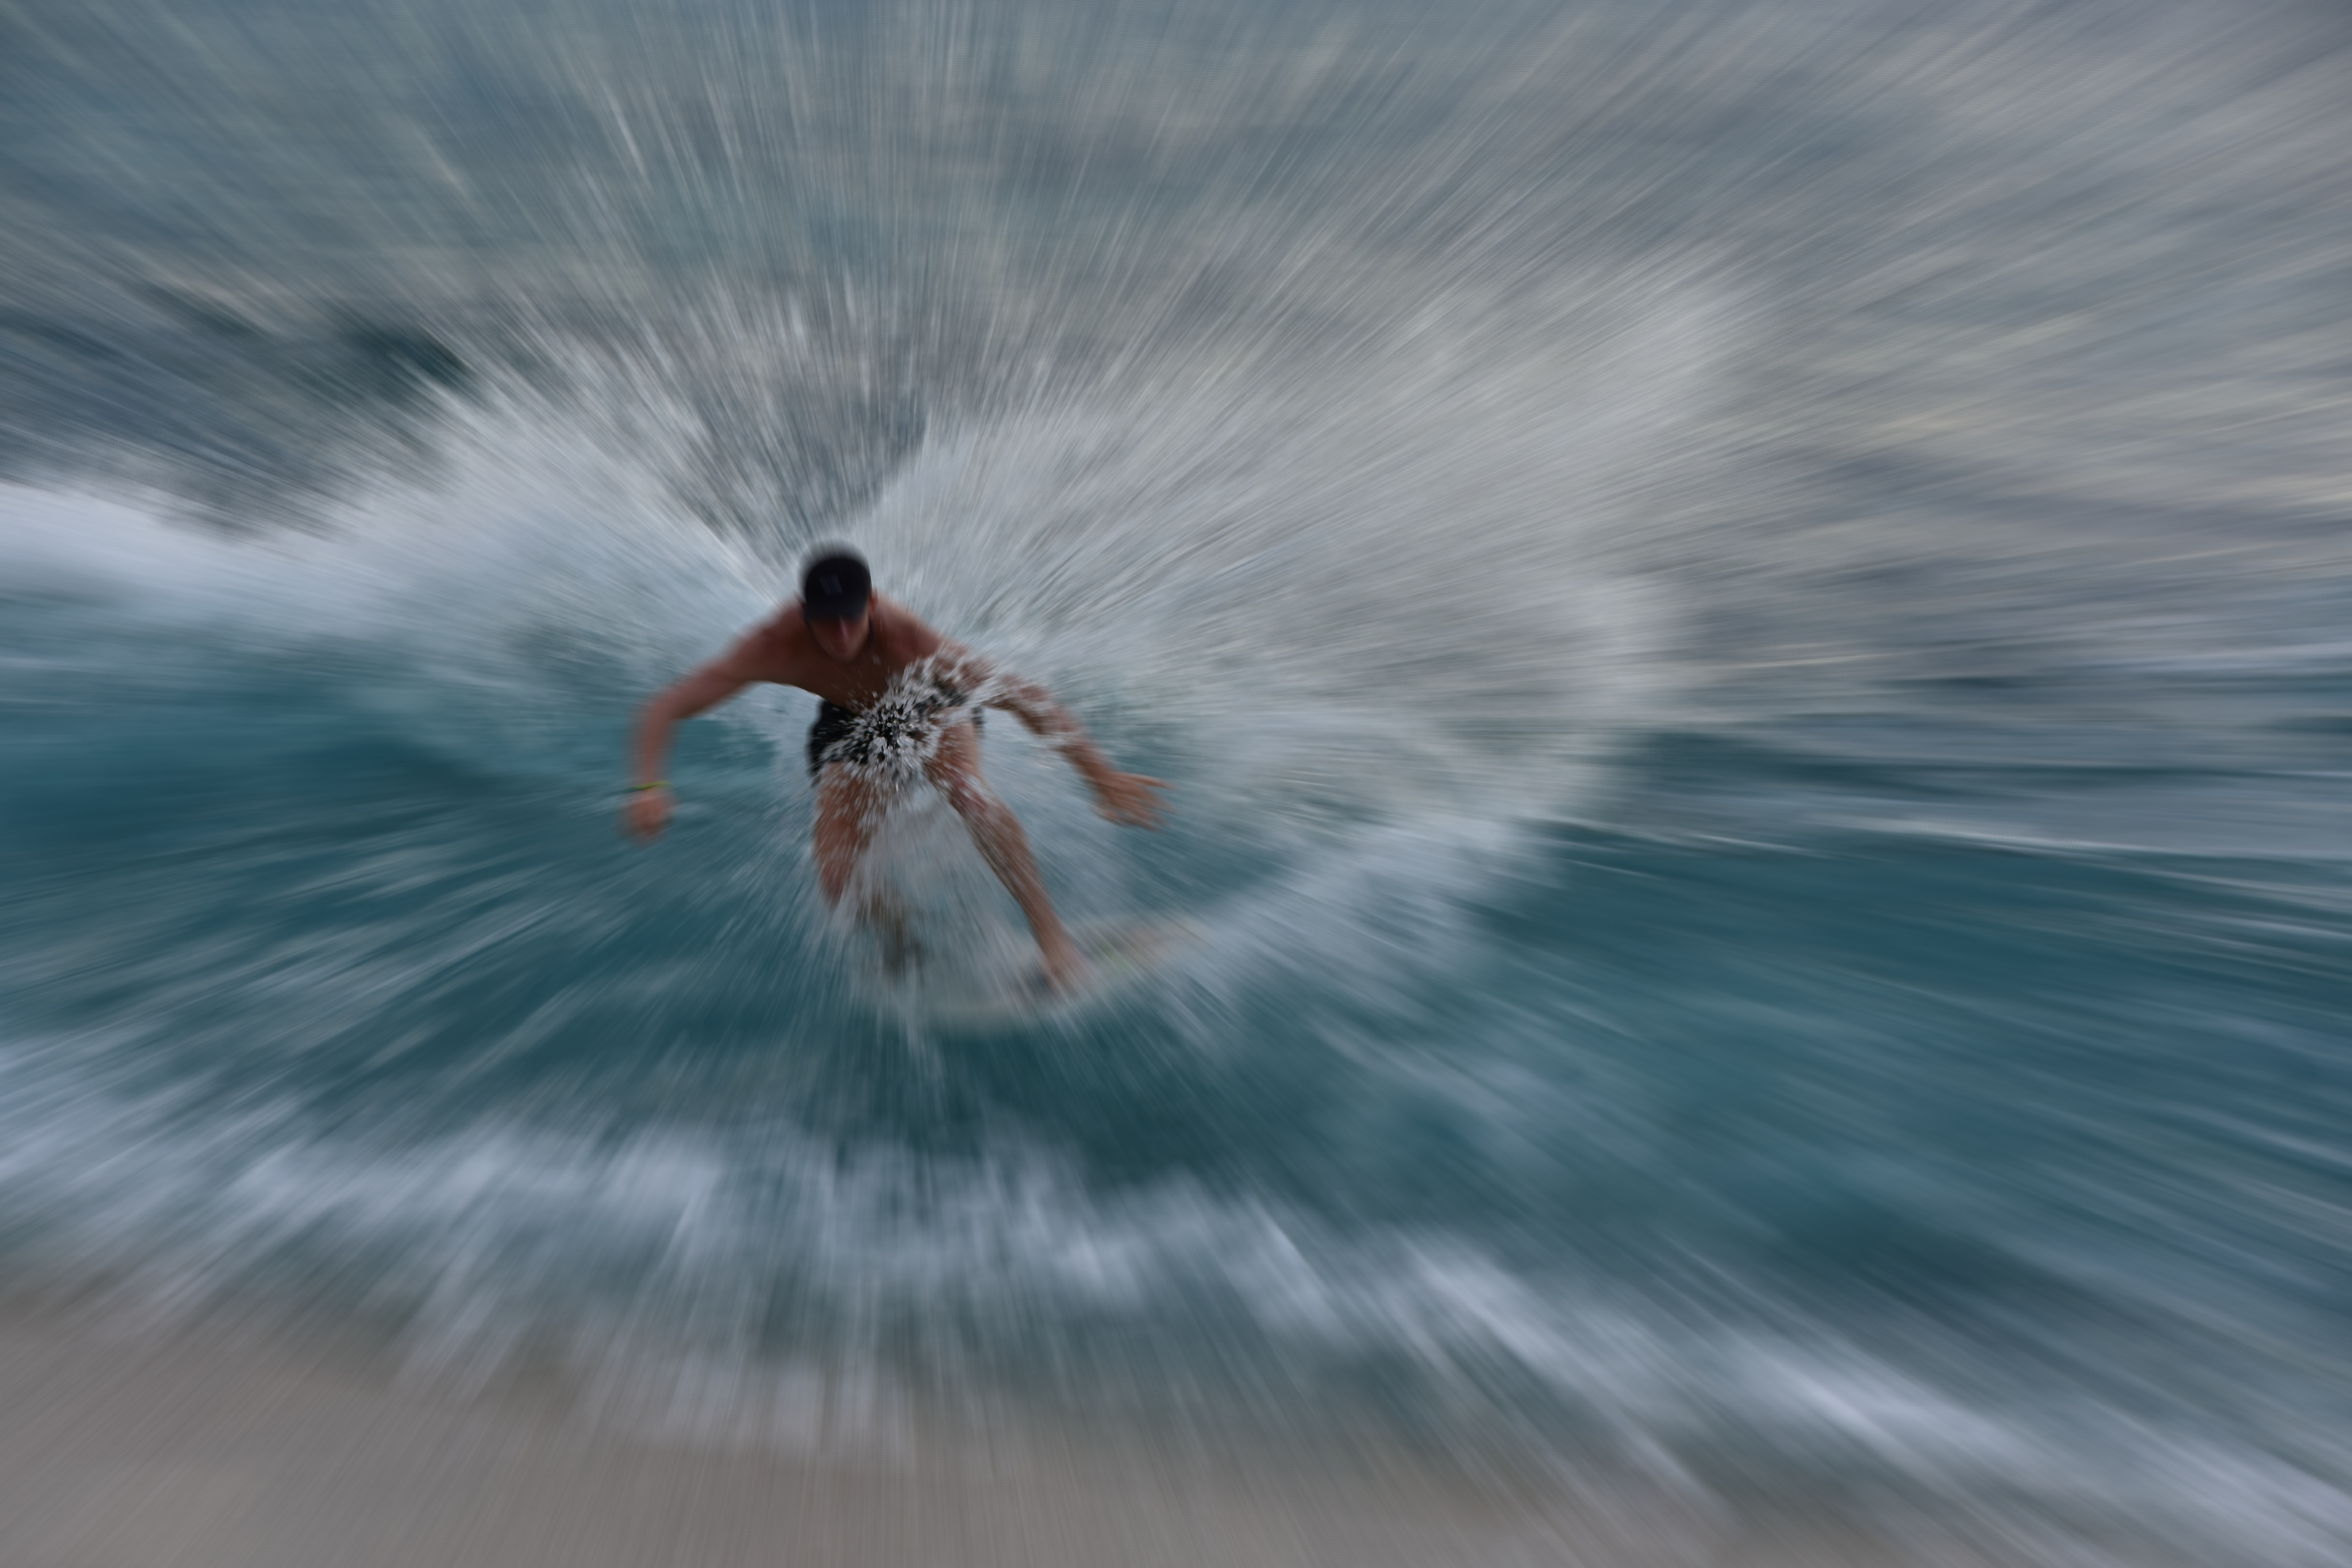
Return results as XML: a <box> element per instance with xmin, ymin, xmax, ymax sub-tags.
<box><xmin>623</xmin><ymin>549</ymin><xmax>1167</xmax><ymax>992</ymax></box>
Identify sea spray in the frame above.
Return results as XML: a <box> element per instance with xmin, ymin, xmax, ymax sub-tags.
<box><xmin>4</xmin><ymin>2</ymin><xmax>2352</xmax><ymax>1564</ymax></box>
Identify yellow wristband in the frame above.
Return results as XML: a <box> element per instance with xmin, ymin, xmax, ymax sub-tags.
<box><xmin>629</xmin><ymin>781</ymin><xmax>670</xmax><ymax>793</ymax></box>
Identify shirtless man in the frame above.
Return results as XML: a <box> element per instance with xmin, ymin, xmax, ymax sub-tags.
<box><xmin>623</xmin><ymin>550</ymin><xmax>1166</xmax><ymax>990</ymax></box>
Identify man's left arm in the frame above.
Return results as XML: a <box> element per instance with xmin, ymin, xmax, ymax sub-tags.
<box><xmin>951</xmin><ymin>650</ymin><xmax>1168</xmax><ymax>829</ymax></box>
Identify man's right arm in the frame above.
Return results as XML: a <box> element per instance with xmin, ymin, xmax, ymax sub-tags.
<box><xmin>623</xmin><ymin>632</ymin><xmax>774</xmax><ymax>839</ymax></box>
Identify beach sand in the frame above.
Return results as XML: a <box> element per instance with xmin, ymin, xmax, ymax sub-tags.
<box><xmin>0</xmin><ymin>1310</ymin><xmax>1943</xmax><ymax>1568</ymax></box>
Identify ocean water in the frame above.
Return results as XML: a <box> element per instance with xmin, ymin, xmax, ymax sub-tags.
<box><xmin>3</xmin><ymin>0</ymin><xmax>2350</xmax><ymax>1560</ymax></box>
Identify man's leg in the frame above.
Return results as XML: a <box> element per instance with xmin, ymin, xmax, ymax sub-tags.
<box><xmin>924</xmin><ymin>720</ymin><xmax>1085</xmax><ymax>991</ymax></box>
<box><xmin>813</xmin><ymin>765</ymin><xmax>916</xmax><ymax>971</ymax></box>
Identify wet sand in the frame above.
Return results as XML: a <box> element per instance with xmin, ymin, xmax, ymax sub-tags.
<box><xmin>0</xmin><ymin>1310</ymin><xmax>1943</xmax><ymax>1568</ymax></box>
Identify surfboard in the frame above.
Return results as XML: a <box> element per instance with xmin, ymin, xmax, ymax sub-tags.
<box><xmin>920</xmin><ymin>917</ymin><xmax>1196</xmax><ymax>1026</ymax></box>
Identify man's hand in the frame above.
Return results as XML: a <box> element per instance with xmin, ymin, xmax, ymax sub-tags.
<box><xmin>1091</xmin><ymin>770</ymin><xmax>1169</xmax><ymax>829</ymax></box>
<box><xmin>622</xmin><ymin>787</ymin><xmax>674</xmax><ymax>841</ymax></box>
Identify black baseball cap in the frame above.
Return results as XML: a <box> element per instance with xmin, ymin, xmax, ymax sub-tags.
<box><xmin>801</xmin><ymin>549</ymin><xmax>871</xmax><ymax>620</ymax></box>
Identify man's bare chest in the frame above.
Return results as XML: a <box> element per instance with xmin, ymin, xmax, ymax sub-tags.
<box><xmin>787</xmin><ymin>655</ymin><xmax>906</xmax><ymax>710</ymax></box>
<box><xmin>760</xmin><ymin>628</ymin><xmax>919</xmax><ymax>711</ymax></box>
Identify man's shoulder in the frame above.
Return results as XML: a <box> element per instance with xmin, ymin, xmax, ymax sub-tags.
<box><xmin>735</xmin><ymin>605</ymin><xmax>807</xmax><ymax>671</ymax></box>
<box><xmin>874</xmin><ymin>596</ymin><xmax>946</xmax><ymax>660</ymax></box>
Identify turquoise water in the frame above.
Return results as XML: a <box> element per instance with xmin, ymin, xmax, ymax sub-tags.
<box><xmin>4</xmin><ymin>1</ymin><xmax>2352</xmax><ymax>1560</ymax></box>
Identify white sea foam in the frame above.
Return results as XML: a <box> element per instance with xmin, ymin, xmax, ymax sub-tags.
<box><xmin>7</xmin><ymin>3</ymin><xmax>2352</xmax><ymax>1564</ymax></box>
<box><xmin>8</xmin><ymin>1026</ymin><xmax>2352</xmax><ymax>1565</ymax></box>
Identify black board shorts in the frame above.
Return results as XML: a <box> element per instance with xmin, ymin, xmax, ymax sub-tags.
<box><xmin>807</xmin><ymin>700</ymin><xmax>982</xmax><ymax>779</ymax></box>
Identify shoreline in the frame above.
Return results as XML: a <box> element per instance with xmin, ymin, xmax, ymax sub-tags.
<box><xmin>0</xmin><ymin>1302</ymin><xmax>1940</xmax><ymax>1568</ymax></box>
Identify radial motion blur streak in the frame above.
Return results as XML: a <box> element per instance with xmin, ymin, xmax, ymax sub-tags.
<box><xmin>3</xmin><ymin>1</ymin><xmax>2351</xmax><ymax>1564</ymax></box>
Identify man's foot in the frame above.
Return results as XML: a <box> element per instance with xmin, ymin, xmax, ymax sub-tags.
<box><xmin>879</xmin><ymin>925</ymin><xmax>924</xmax><ymax>979</ymax></box>
<box><xmin>861</xmin><ymin>897</ymin><xmax>921</xmax><ymax>979</ymax></box>
<box><xmin>1036</xmin><ymin>938</ymin><xmax>1089</xmax><ymax>996</ymax></box>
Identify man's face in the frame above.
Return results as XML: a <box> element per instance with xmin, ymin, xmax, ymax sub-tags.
<box><xmin>810</xmin><ymin>609</ymin><xmax>870</xmax><ymax>661</ymax></box>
